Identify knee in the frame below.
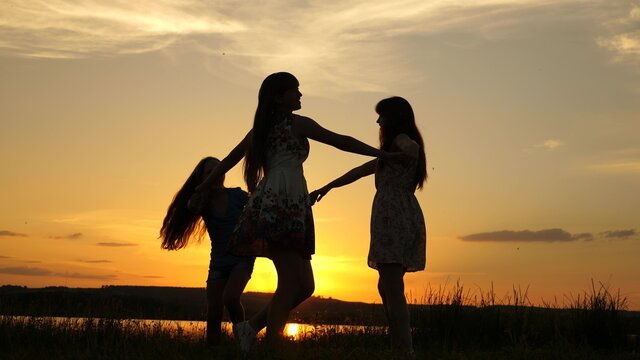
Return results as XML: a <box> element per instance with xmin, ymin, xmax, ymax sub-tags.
<box><xmin>299</xmin><ymin>280</ymin><xmax>314</xmax><ymax>301</ymax></box>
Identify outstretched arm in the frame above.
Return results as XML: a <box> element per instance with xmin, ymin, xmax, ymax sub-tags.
<box><xmin>197</xmin><ymin>130</ymin><xmax>252</xmax><ymax>192</ymax></box>
<box><xmin>189</xmin><ymin>130</ymin><xmax>251</xmax><ymax>213</ymax></box>
<box><xmin>294</xmin><ymin>116</ymin><xmax>385</xmax><ymax>158</ymax></box>
<box><xmin>309</xmin><ymin>159</ymin><xmax>376</xmax><ymax>205</ymax></box>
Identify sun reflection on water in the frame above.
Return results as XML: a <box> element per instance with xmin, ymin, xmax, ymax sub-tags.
<box><xmin>285</xmin><ymin>323</ymin><xmax>300</xmax><ymax>338</ymax></box>
<box><xmin>5</xmin><ymin>316</ymin><xmax>382</xmax><ymax>342</ymax></box>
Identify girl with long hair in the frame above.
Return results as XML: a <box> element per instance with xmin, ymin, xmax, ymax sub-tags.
<box><xmin>193</xmin><ymin>72</ymin><xmax>396</xmax><ymax>353</ymax></box>
<box><xmin>309</xmin><ymin>96</ymin><xmax>427</xmax><ymax>356</ymax></box>
<box><xmin>160</xmin><ymin>157</ymin><xmax>255</xmax><ymax>346</ymax></box>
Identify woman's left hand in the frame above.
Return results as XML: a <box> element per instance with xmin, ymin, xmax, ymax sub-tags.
<box><xmin>309</xmin><ymin>187</ymin><xmax>330</xmax><ymax>206</ymax></box>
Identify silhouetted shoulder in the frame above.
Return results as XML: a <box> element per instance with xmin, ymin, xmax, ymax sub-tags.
<box><xmin>393</xmin><ymin>133</ymin><xmax>419</xmax><ymax>158</ymax></box>
<box><xmin>229</xmin><ymin>187</ymin><xmax>249</xmax><ymax>205</ymax></box>
<box><xmin>290</xmin><ymin>114</ymin><xmax>318</xmax><ymax>137</ymax></box>
<box><xmin>291</xmin><ymin>114</ymin><xmax>314</xmax><ymax>123</ymax></box>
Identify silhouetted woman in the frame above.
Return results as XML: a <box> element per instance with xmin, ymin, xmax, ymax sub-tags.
<box><xmin>160</xmin><ymin>157</ymin><xmax>255</xmax><ymax>345</ymax></box>
<box><xmin>310</xmin><ymin>96</ymin><xmax>427</xmax><ymax>357</ymax></box>
<box><xmin>193</xmin><ymin>72</ymin><xmax>395</xmax><ymax>353</ymax></box>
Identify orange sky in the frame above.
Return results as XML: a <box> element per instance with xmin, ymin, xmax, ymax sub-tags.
<box><xmin>1</xmin><ymin>0</ymin><xmax>639</xmax><ymax>310</ymax></box>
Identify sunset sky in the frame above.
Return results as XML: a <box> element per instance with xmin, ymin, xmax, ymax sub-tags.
<box><xmin>1</xmin><ymin>0</ymin><xmax>639</xmax><ymax>310</ymax></box>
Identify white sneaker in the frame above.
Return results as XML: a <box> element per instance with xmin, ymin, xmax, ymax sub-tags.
<box><xmin>232</xmin><ymin>320</ymin><xmax>256</xmax><ymax>353</ymax></box>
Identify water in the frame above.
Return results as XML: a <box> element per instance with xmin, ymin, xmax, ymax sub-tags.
<box><xmin>4</xmin><ymin>315</ymin><xmax>385</xmax><ymax>340</ymax></box>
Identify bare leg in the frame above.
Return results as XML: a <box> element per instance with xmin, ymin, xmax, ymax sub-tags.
<box><xmin>206</xmin><ymin>278</ymin><xmax>228</xmax><ymax>345</ymax></box>
<box><xmin>223</xmin><ymin>268</ymin><xmax>252</xmax><ymax>323</ymax></box>
<box><xmin>378</xmin><ymin>263</ymin><xmax>413</xmax><ymax>354</ymax></box>
<box><xmin>264</xmin><ymin>250</ymin><xmax>314</xmax><ymax>343</ymax></box>
<box><xmin>247</xmin><ymin>271</ymin><xmax>311</xmax><ymax>335</ymax></box>
<box><xmin>378</xmin><ymin>275</ymin><xmax>393</xmax><ymax>337</ymax></box>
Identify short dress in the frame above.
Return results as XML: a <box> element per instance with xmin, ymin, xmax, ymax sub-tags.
<box><xmin>368</xmin><ymin>152</ymin><xmax>426</xmax><ymax>272</ymax></box>
<box><xmin>228</xmin><ymin>115</ymin><xmax>315</xmax><ymax>259</ymax></box>
<box><xmin>200</xmin><ymin>187</ymin><xmax>255</xmax><ymax>283</ymax></box>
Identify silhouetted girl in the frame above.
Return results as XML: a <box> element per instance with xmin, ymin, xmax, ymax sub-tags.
<box><xmin>193</xmin><ymin>72</ymin><xmax>396</xmax><ymax>353</ymax></box>
<box><xmin>310</xmin><ymin>96</ymin><xmax>426</xmax><ymax>357</ymax></box>
<box><xmin>160</xmin><ymin>157</ymin><xmax>255</xmax><ymax>345</ymax></box>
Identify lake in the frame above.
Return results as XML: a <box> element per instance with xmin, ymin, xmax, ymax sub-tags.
<box><xmin>4</xmin><ymin>315</ymin><xmax>385</xmax><ymax>340</ymax></box>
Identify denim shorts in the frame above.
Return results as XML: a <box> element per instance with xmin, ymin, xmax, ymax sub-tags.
<box><xmin>206</xmin><ymin>259</ymin><xmax>255</xmax><ymax>283</ymax></box>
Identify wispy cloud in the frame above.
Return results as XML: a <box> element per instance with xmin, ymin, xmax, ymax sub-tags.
<box><xmin>50</xmin><ymin>232</ymin><xmax>84</xmax><ymax>240</ymax></box>
<box><xmin>200</xmin><ymin>0</ymin><xmax>580</xmax><ymax>94</ymax></box>
<box><xmin>0</xmin><ymin>265</ymin><xmax>117</xmax><ymax>280</ymax></box>
<box><xmin>534</xmin><ymin>139</ymin><xmax>564</xmax><ymax>151</ymax></box>
<box><xmin>59</xmin><ymin>272</ymin><xmax>117</xmax><ymax>280</ymax></box>
<box><xmin>586</xmin><ymin>148</ymin><xmax>640</xmax><ymax>175</ymax></box>
<box><xmin>0</xmin><ymin>255</ymin><xmax>13</xmax><ymax>259</ymax></box>
<box><xmin>596</xmin><ymin>4</ymin><xmax>640</xmax><ymax>65</ymax></box>
<box><xmin>0</xmin><ymin>0</ymin><xmax>245</xmax><ymax>59</ymax></box>
<box><xmin>588</xmin><ymin>161</ymin><xmax>640</xmax><ymax>174</ymax></box>
<box><xmin>601</xmin><ymin>229</ymin><xmax>637</xmax><ymax>240</ymax></box>
<box><xmin>0</xmin><ymin>0</ymin><xmax>596</xmax><ymax>93</ymax></box>
<box><xmin>77</xmin><ymin>259</ymin><xmax>112</xmax><ymax>263</ymax></box>
<box><xmin>461</xmin><ymin>228</ymin><xmax>638</xmax><ymax>242</ymax></box>
<box><xmin>49</xmin><ymin>210</ymin><xmax>159</xmax><ymax>249</ymax></box>
<box><xmin>0</xmin><ymin>230</ymin><xmax>27</xmax><ymax>237</ymax></box>
<box><xmin>96</xmin><ymin>242</ymin><xmax>138</xmax><ymax>247</ymax></box>
<box><xmin>460</xmin><ymin>228</ymin><xmax>594</xmax><ymax>242</ymax></box>
<box><xmin>0</xmin><ymin>266</ymin><xmax>52</xmax><ymax>276</ymax></box>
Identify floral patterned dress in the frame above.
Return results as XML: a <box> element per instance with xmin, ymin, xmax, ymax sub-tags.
<box><xmin>368</xmin><ymin>151</ymin><xmax>426</xmax><ymax>272</ymax></box>
<box><xmin>228</xmin><ymin>115</ymin><xmax>314</xmax><ymax>259</ymax></box>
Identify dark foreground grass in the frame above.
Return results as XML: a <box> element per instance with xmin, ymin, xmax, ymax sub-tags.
<box><xmin>1</xmin><ymin>315</ymin><xmax>638</xmax><ymax>360</ymax></box>
<box><xmin>1</xmin><ymin>280</ymin><xmax>639</xmax><ymax>359</ymax></box>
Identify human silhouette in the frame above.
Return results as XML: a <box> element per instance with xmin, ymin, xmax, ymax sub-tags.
<box><xmin>160</xmin><ymin>157</ymin><xmax>255</xmax><ymax>345</ymax></box>
<box><xmin>193</xmin><ymin>72</ymin><xmax>397</xmax><ymax>353</ymax></box>
<box><xmin>310</xmin><ymin>96</ymin><xmax>427</xmax><ymax>357</ymax></box>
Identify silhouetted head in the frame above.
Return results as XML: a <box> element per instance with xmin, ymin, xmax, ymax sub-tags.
<box><xmin>244</xmin><ymin>72</ymin><xmax>300</xmax><ymax>192</ymax></box>
<box><xmin>375</xmin><ymin>96</ymin><xmax>427</xmax><ymax>189</ymax></box>
<box><xmin>375</xmin><ymin>96</ymin><xmax>415</xmax><ymax>133</ymax></box>
<box><xmin>258</xmin><ymin>72</ymin><xmax>301</xmax><ymax>115</ymax></box>
<box><xmin>200</xmin><ymin>157</ymin><xmax>224</xmax><ymax>189</ymax></box>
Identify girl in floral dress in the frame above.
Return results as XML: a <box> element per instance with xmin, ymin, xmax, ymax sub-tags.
<box><xmin>310</xmin><ymin>96</ymin><xmax>427</xmax><ymax>356</ymax></box>
<box><xmin>193</xmin><ymin>72</ymin><xmax>395</xmax><ymax>352</ymax></box>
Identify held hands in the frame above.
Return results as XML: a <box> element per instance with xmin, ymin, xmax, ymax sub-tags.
<box><xmin>309</xmin><ymin>187</ymin><xmax>330</xmax><ymax>206</ymax></box>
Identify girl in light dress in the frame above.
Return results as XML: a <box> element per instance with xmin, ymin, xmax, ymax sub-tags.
<box><xmin>310</xmin><ymin>96</ymin><xmax>427</xmax><ymax>357</ymax></box>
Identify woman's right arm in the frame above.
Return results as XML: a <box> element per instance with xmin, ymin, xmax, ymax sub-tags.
<box><xmin>309</xmin><ymin>159</ymin><xmax>376</xmax><ymax>205</ymax></box>
<box><xmin>195</xmin><ymin>130</ymin><xmax>252</xmax><ymax>193</ymax></box>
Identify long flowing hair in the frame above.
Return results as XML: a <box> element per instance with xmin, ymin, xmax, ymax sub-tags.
<box><xmin>160</xmin><ymin>157</ymin><xmax>220</xmax><ymax>250</ymax></box>
<box><xmin>243</xmin><ymin>72</ymin><xmax>299</xmax><ymax>192</ymax></box>
<box><xmin>376</xmin><ymin>96</ymin><xmax>427</xmax><ymax>190</ymax></box>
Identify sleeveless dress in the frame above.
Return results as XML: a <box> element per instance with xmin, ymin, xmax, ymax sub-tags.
<box><xmin>200</xmin><ymin>187</ymin><xmax>255</xmax><ymax>283</ymax></box>
<box><xmin>368</xmin><ymin>152</ymin><xmax>426</xmax><ymax>272</ymax></box>
<box><xmin>228</xmin><ymin>115</ymin><xmax>315</xmax><ymax>259</ymax></box>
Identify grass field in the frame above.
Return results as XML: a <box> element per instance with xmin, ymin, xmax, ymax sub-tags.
<box><xmin>1</xmin><ymin>280</ymin><xmax>639</xmax><ymax>359</ymax></box>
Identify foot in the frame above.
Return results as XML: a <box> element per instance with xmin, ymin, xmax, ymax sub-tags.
<box><xmin>233</xmin><ymin>320</ymin><xmax>257</xmax><ymax>353</ymax></box>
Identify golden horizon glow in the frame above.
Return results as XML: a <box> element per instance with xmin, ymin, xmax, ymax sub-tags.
<box><xmin>1</xmin><ymin>0</ymin><xmax>640</xmax><ymax>311</ymax></box>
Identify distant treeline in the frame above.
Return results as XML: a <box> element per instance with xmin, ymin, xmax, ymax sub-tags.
<box><xmin>0</xmin><ymin>285</ymin><xmax>387</xmax><ymax>325</ymax></box>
